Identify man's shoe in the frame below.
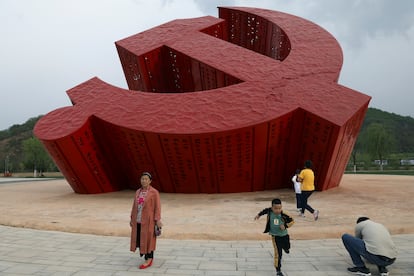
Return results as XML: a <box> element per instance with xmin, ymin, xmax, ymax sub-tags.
<box><xmin>347</xmin><ymin>266</ymin><xmax>371</xmax><ymax>275</ymax></box>
<box><xmin>378</xmin><ymin>266</ymin><xmax>389</xmax><ymax>276</ymax></box>
<box><xmin>283</xmin><ymin>248</ymin><xmax>290</xmax><ymax>254</ymax></box>
<box><xmin>276</xmin><ymin>271</ymin><xmax>284</xmax><ymax>276</ymax></box>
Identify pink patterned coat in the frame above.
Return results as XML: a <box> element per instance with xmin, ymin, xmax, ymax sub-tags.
<box><xmin>130</xmin><ymin>186</ymin><xmax>161</xmax><ymax>253</ymax></box>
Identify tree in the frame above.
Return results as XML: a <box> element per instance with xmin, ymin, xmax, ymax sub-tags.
<box><xmin>364</xmin><ymin>123</ymin><xmax>395</xmax><ymax>170</ymax></box>
<box><xmin>350</xmin><ymin>135</ymin><xmax>365</xmax><ymax>172</ymax></box>
<box><xmin>22</xmin><ymin>137</ymin><xmax>55</xmax><ymax>176</ymax></box>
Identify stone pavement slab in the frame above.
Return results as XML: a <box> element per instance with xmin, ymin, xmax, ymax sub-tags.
<box><xmin>0</xmin><ymin>225</ymin><xmax>413</xmax><ymax>276</ymax></box>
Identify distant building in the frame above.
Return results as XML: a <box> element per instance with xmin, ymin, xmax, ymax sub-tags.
<box><xmin>374</xmin><ymin>160</ymin><xmax>388</xmax><ymax>165</ymax></box>
<box><xmin>400</xmin><ymin>159</ymin><xmax>414</xmax><ymax>166</ymax></box>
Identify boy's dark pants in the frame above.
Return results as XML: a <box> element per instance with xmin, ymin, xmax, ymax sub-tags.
<box><xmin>271</xmin><ymin>235</ymin><xmax>290</xmax><ymax>271</ymax></box>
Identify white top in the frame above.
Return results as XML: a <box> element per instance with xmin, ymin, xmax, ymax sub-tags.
<box><xmin>292</xmin><ymin>174</ymin><xmax>301</xmax><ymax>194</ymax></box>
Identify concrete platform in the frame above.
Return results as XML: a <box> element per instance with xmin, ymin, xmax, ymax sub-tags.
<box><xmin>0</xmin><ymin>225</ymin><xmax>412</xmax><ymax>275</ymax></box>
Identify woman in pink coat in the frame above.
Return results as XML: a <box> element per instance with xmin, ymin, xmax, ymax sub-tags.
<box><xmin>130</xmin><ymin>172</ymin><xmax>162</xmax><ymax>269</ymax></box>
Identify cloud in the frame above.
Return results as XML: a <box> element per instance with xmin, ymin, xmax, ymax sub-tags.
<box><xmin>1</xmin><ymin>0</ymin><xmax>413</xmax><ymax>130</ymax></box>
<box><xmin>340</xmin><ymin>24</ymin><xmax>414</xmax><ymax>117</ymax></box>
<box><xmin>0</xmin><ymin>0</ymin><xmax>204</xmax><ymax>129</ymax></box>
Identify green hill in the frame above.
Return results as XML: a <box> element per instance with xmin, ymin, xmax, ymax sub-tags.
<box><xmin>360</xmin><ymin>108</ymin><xmax>414</xmax><ymax>153</ymax></box>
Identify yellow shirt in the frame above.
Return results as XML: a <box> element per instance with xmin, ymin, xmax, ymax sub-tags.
<box><xmin>299</xmin><ymin>168</ymin><xmax>315</xmax><ymax>191</ymax></box>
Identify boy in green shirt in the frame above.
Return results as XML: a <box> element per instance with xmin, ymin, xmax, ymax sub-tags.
<box><xmin>255</xmin><ymin>198</ymin><xmax>295</xmax><ymax>276</ymax></box>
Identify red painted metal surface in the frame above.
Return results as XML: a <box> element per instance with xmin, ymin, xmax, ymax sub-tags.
<box><xmin>34</xmin><ymin>7</ymin><xmax>371</xmax><ymax>194</ymax></box>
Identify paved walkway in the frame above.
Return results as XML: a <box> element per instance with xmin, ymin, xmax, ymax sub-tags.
<box><xmin>0</xmin><ymin>226</ymin><xmax>412</xmax><ymax>276</ymax></box>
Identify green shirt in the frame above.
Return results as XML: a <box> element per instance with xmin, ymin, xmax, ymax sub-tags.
<box><xmin>269</xmin><ymin>212</ymin><xmax>288</xmax><ymax>236</ymax></box>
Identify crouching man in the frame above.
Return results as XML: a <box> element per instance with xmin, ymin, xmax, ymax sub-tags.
<box><xmin>342</xmin><ymin>217</ymin><xmax>397</xmax><ymax>276</ymax></box>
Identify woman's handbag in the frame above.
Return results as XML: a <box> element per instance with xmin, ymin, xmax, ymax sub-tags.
<box><xmin>155</xmin><ymin>225</ymin><xmax>162</xmax><ymax>237</ymax></box>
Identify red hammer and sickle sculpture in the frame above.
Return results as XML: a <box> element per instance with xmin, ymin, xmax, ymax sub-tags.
<box><xmin>34</xmin><ymin>7</ymin><xmax>370</xmax><ymax>194</ymax></box>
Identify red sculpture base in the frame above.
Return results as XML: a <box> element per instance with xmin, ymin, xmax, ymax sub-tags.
<box><xmin>34</xmin><ymin>7</ymin><xmax>370</xmax><ymax>194</ymax></box>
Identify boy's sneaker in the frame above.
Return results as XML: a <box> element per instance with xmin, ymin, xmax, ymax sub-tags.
<box><xmin>276</xmin><ymin>271</ymin><xmax>284</xmax><ymax>276</ymax></box>
<box><xmin>378</xmin><ymin>266</ymin><xmax>389</xmax><ymax>276</ymax></box>
<box><xmin>347</xmin><ymin>266</ymin><xmax>371</xmax><ymax>275</ymax></box>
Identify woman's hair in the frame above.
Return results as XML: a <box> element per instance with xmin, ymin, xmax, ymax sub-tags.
<box><xmin>141</xmin><ymin>172</ymin><xmax>152</xmax><ymax>180</ymax></box>
<box><xmin>304</xmin><ymin>160</ymin><xmax>312</xmax><ymax>168</ymax></box>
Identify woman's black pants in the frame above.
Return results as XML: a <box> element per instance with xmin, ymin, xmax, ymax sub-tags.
<box><xmin>136</xmin><ymin>223</ymin><xmax>154</xmax><ymax>259</ymax></box>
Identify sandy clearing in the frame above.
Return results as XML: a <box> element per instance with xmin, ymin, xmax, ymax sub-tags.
<box><xmin>0</xmin><ymin>174</ymin><xmax>413</xmax><ymax>240</ymax></box>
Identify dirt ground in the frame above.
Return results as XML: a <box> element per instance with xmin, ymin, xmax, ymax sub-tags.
<box><xmin>0</xmin><ymin>174</ymin><xmax>413</xmax><ymax>241</ymax></box>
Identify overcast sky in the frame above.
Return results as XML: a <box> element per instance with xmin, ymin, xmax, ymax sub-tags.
<box><xmin>1</xmin><ymin>0</ymin><xmax>413</xmax><ymax>130</ymax></box>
